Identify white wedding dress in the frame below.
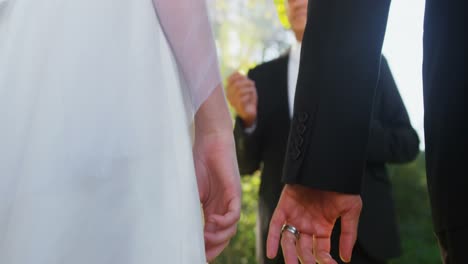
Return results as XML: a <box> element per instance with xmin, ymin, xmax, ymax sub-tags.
<box><xmin>0</xmin><ymin>0</ymin><xmax>221</xmax><ymax>263</ymax></box>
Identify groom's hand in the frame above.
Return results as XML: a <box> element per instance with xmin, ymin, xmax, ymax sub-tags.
<box><xmin>267</xmin><ymin>185</ymin><xmax>362</xmax><ymax>264</ymax></box>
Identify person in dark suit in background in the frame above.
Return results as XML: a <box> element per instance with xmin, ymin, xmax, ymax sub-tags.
<box><xmin>226</xmin><ymin>0</ymin><xmax>420</xmax><ymax>262</ymax></box>
<box><xmin>267</xmin><ymin>0</ymin><xmax>466</xmax><ymax>263</ymax></box>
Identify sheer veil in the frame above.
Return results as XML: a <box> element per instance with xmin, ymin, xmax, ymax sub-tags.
<box><xmin>152</xmin><ymin>0</ymin><xmax>221</xmax><ymax>118</ymax></box>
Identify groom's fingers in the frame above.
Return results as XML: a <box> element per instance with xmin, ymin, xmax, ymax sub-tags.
<box><xmin>313</xmin><ymin>235</ymin><xmax>337</xmax><ymax>264</ymax></box>
<box><xmin>266</xmin><ymin>208</ymin><xmax>286</xmax><ymax>259</ymax></box>
<box><xmin>296</xmin><ymin>234</ymin><xmax>315</xmax><ymax>264</ymax></box>
<box><xmin>281</xmin><ymin>231</ymin><xmax>299</xmax><ymax>264</ymax></box>
<box><xmin>339</xmin><ymin>204</ymin><xmax>361</xmax><ymax>262</ymax></box>
<box><xmin>315</xmin><ymin>251</ymin><xmax>338</xmax><ymax>264</ymax></box>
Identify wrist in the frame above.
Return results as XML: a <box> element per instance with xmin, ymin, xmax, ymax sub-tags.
<box><xmin>195</xmin><ymin>85</ymin><xmax>233</xmax><ymax>136</ymax></box>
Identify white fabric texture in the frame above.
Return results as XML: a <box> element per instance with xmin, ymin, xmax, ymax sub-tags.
<box><xmin>0</xmin><ymin>0</ymin><xmax>9</xmax><ymax>20</ymax></box>
<box><xmin>0</xmin><ymin>0</ymin><xmax>8</xmax><ymax>10</ymax></box>
<box><xmin>0</xmin><ymin>0</ymin><xmax>219</xmax><ymax>263</ymax></box>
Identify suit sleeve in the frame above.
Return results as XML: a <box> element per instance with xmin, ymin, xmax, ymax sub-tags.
<box><xmin>366</xmin><ymin>58</ymin><xmax>420</xmax><ymax>164</ymax></box>
<box><xmin>233</xmin><ymin>70</ymin><xmax>262</xmax><ymax>175</ymax></box>
<box><xmin>282</xmin><ymin>0</ymin><xmax>392</xmax><ymax>194</ymax></box>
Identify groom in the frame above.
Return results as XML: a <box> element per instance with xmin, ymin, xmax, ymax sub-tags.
<box><xmin>228</xmin><ymin>0</ymin><xmax>420</xmax><ymax>262</ymax></box>
<box><xmin>267</xmin><ymin>0</ymin><xmax>467</xmax><ymax>263</ymax></box>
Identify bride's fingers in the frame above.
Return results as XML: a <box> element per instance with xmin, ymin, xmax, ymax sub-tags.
<box><xmin>205</xmin><ymin>240</ymin><xmax>230</xmax><ymax>262</ymax></box>
<box><xmin>209</xmin><ymin>198</ymin><xmax>241</xmax><ymax>228</ymax></box>
<box><xmin>204</xmin><ymin>224</ymin><xmax>237</xmax><ymax>245</ymax></box>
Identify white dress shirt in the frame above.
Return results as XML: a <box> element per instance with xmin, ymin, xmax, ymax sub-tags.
<box><xmin>244</xmin><ymin>41</ymin><xmax>302</xmax><ymax>133</ymax></box>
<box><xmin>287</xmin><ymin>41</ymin><xmax>302</xmax><ymax>118</ymax></box>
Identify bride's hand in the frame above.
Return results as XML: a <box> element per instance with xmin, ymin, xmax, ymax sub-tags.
<box><xmin>193</xmin><ymin>86</ymin><xmax>242</xmax><ymax>262</ymax></box>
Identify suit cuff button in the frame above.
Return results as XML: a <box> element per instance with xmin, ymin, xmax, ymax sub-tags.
<box><xmin>298</xmin><ymin>112</ymin><xmax>309</xmax><ymax>122</ymax></box>
<box><xmin>289</xmin><ymin>148</ymin><xmax>301</xmax><ymax>160</ymax></box>
<box><xmin>297</xmin><ymin>124</ymin><xmax>306</xmax><ymax>135</ymax></box>
<box><xmin>295</xmin><ymin>136</ymin><xmax>304</xmax><ymax>146</ymax></box>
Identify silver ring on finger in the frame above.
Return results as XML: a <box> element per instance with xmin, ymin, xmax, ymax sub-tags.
<box><xmin>281</xmin><ymin>224</ymin><xmax>300</xmax><ymax>239</ymax></box>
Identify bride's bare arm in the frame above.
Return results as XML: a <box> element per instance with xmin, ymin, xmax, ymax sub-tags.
<box><xmin>193</xmin><ymin>85</ymin><xmax>242</xmax><ymax>261</ymax></box>
<box><xmin>194</xmin><ymin>85</ymin><xmax>232</xmax><ymax>136</ymax></box>
<box><xmin>152</xmin><ymin>1</ymin><xmax>241</xmax><ymax>260</ymax></box>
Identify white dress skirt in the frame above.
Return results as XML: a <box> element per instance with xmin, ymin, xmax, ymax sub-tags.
<box><xmin>0</xmin><ymin>0</ymin><xmax>213</xmax><ymax>263</ymax></box>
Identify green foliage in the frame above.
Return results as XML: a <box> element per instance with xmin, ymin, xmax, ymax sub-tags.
<box><xmin>388</xmin><ymin>154</ymin><xmax>441</xmax><ymax>264</ymax></box>
<box><xmin>273</xmin><ymin>0</ymin><xmax>290</xmax><ymax>29</ymax></box>
<box><xmin>212</xmin><ymin>0</ymin><xmax>292</xmax><ymax>80</ymax></box>
<box><xmin>213</xmin><ymin>154</ymin><xmax>440</xmax><ymax>263</ymax></box>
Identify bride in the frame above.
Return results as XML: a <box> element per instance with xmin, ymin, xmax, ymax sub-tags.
<box><xmin>0</xmin><ymin>0</ymin><xmax>241</xmax><ymax>263</ymax></box>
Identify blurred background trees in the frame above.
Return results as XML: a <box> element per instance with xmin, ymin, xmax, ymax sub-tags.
<box><xmin>208</xmin><ymin>0</ymin><xmax>438</xmax><ymax>263</ymax></box>
<box><xmin>209</xmin><ymin>0</ymin><xmax>292</xmax><ymax>76</ymax></box>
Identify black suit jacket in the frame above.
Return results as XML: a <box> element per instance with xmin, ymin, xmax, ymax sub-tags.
<box><xmin>286</xmin><ymin>0</ymin><xmax>467</xmax><ymax>246</ymax></box>
<box><xmin>423</xmin><ymin>0</ymin><xmax>468</xmax><ymax>237</ymax></box>
<box><xmin>235</xmin><ymin>55</ymin><xmax>419</xmax><ymax>263</ymax></box>
<box><xmin>282</xmin><ymin>0</ymin><xmax>392</xmax><ymax>194</ymax></box>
